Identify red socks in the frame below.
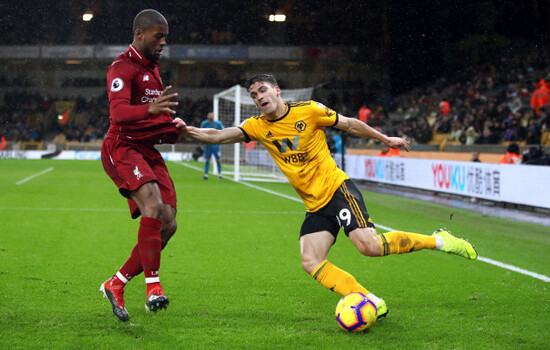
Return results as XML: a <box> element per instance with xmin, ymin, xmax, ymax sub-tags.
<box><xmin>137</xmin><ymin>217</ymin><xmax>162</xmax><ymax>284</ymax></box>
<box><xmin>118</xmin><ymin>244</ymin><xmax>143</xmax><ymax>283</ymax></box>
<box><xmin>114</xmin><ymin>217</ymin><xmax>163</xmax><ymax>291</ymax></box>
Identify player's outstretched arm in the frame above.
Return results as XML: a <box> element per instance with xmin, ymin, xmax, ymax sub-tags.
<box><xmin>174</xmin><ymin>118</ymin><xmax>245</xmax><ymax>144</ymax></box>
<box><xmin>334</xmin><ymin>114</ymin><xmax>410</xmax><ymax>151</ymax></box>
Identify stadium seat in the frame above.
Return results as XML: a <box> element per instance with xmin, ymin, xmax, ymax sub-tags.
<box><xmin>428</xmin><ymin>133</ymin><xmax>451</xmax><ymax>146</ymax></box>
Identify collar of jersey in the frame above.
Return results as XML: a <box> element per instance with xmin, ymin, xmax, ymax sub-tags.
<box><xmin>265</xmin><ymin>103</ymin><xmax>290</xmax><ymax>123</ymax></box>
<box><xmin>128</xmin><ymin>45</ymin><xmax>157</xmax><ymax>68</ymax></box>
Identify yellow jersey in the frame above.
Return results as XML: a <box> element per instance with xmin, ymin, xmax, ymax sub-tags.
<box><xmin>239</xmin><ymin>101</ymin><xmax>349</xmax><ymax>212</ymax></box>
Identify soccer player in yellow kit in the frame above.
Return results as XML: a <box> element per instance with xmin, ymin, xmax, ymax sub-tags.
<box><xmin>174</xmin><ymin>74</ymin><xmax>477</xmax><ymax>318</ymax></box>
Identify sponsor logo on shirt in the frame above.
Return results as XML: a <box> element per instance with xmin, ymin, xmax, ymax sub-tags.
<box><xmin>141</xmin><ymin>88</ymin><xmax>164</xmax><ymax>103</ymax></box>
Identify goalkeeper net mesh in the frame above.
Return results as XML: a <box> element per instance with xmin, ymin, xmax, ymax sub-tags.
<box><xmin>213</xmin><ymin>85</ymin><xmax>314</xmax><ymax>182</ymax></box>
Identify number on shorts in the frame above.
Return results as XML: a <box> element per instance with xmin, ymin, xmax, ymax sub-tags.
<box><xmin>337</xmin><ymin>208</ymin><xmax>351</xmax><ymax>227</ymax></box>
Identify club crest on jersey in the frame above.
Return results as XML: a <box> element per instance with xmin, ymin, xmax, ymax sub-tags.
<box><xmin>295</xmin><ymin>120</ymin><xmax>306</xmax><ymax>132</ymax></box>
<box><xmin>133</xmin><ymin>166</ymin><xmax>143</xmax><ymax>180</ymax></box>
<box><xmin>111</xmin><ymin>78</ymin><xmax>124</xmax><ymax>92</ymax></box>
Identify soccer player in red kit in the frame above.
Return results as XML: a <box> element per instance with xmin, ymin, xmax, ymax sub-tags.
<box><xmin>99</xmin><ymin>9</ymin><xmax>180</xmax><ymax>322</ymax></box>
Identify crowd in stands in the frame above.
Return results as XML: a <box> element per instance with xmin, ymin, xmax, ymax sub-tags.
<box><xmin>366</xmin><ymin>47</ymin><xmax>550</xmax><ymax>147</ymax></box>
<box><xmin>1</xmin><ymin>48</ymin><xmax>549</xmax><ymax>150</ymax></box>
<box><xmin>0</xmin><ymin>89</ymin><xmax>213</xmax><ymax>145</ymax></box>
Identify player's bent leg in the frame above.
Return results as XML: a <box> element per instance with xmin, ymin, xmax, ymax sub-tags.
<box><xmin>432</xmin><ymin>228</ymin><xmax>478</xmax><ymax>259</ymax></box>
<box><xmin>300</xmin><ymin>230</ymin><xmax>334</xmax><ymax>274</ymax></box>
<box><xmin>349</xmin><ymin>227</ymin><xmax>382</xmax><ymax>257</ymax></box>
<box><xmin>130</xmin><ymin>182</ymin><xmax>170</xmax><ymax>312</ymax></box>
<box><xmin>371</xmin><ymin>230</ymin><xmax>437</xmax><ymax>256</ymax></box>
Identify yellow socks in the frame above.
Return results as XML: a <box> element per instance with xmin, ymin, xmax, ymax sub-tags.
<box><xmin>310</xmin><ymin>260</ymin><xmax>370</xmax><ymax>296</ymax></box>
<box><xmin>379</xmin><ymin>231</ymin><xmax>436</xmax><ymax>256</ymax></box>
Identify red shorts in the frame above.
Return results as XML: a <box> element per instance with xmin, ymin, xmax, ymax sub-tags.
<box><xmin>101</xmin><ymin>137</ymin><xmax>177</xmax><ymax>219</ymax></box>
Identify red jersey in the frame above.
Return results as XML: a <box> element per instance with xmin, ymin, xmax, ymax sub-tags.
<box><xmin>106</xmin><ymin>45</ymin><xmax>178</xmax><ymax>145</ymax></box>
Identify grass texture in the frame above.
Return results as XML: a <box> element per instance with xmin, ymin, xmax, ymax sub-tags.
<box><xmin>0</xmin><ymin>159</ymin><xmax>548</xmax><ymax>349</ymax></box>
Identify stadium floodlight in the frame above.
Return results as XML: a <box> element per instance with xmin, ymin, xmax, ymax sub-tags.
<box><xmin>269</xmin><ymin>14</ymin><xmax>286</xmax><ymax>22</ymax></box>
<box><xmin>82</xmin><ymin>11</ymin><xmax>93</xmax><ymax>21</ymax></box>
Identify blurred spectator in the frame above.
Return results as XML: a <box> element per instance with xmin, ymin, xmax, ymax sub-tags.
<box><xmin>449</xmin><ymin>121</ymin><xmax>465</xmax><ymax>143</ymax></box>
<box><xmin>531</xmin><ymin>79</ymin><xmax>550</xmax><ymax>115</ymax></box>
<box><xmin>412</xmin><ymin>117</ymin><xmax>432</xmax><ymax>143</ymax></box>
<box><xmin>439</xmin><ymin>100</ymin><xmax>450</xmax><ymax>116</ymax></box>
<box><xmin>377</xmin><ymin>145</ymin><xmax>389</xmax><ymax>157</ymax></box>
<box><xmin>388</xmin><ymin>148</ymin><xmax>404</xmax><ymax>157</ymax></box>
<box><xmin>499</xmin><ymin>143</ymin><xmax>522</xmax><ymax>164</ymax></box>
<box><xmin>501</xmin><ymin>113</ymin><xmax>526</xmax><ymax>142</ymax></box>
<box><xmin>525</xmin><ymin>124</ymin><xmax>541</xmax><ymax>144</ymax></box>
<box><xmin>332</xmin><ymin>132</ymin><xmax>344</xmax><ymax>156</ymax></box>
<box><xmin>521</xmin><ymin>146</ymin><xmax>550</xmax><ymax>165</ymax></box>
<box><xmin>464</xmin><ymin>126</ymin><xmax>479</xmax><ymax>145</ymax></box>
<box><xmin>471</xmin><ymin>152</ymin><xmax>481</xmax><ymax>162</ymax></box>
<box><xmin>358</xmin><ymin>105</ymin><xmax>371</xmax><ymax>123</ymax></box>
<box><xmin>539</xmin><ymin>108</ymin><xmax>549</xmax><ymax>133</ymax></box>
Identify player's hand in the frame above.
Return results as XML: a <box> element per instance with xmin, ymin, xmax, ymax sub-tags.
<box><xmin>386</xmin><ymin>137</ymin><xmax>410</xmax><ymax>152</ymax></box>
<box><xmin>149</xmin><ymin>85</ymin><xmax>178</xmax><ymax>115</ymax></box>
<box><xmin>173</xmin><ymin>117</ymin><xmax>189</xmax><ymax>134</ymax></box>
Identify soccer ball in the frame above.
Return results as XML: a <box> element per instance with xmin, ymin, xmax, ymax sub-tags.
<box><xmin>335</xmin><ymin>292</ymin><xmax>377</xmax><ymax>332</ymax></box>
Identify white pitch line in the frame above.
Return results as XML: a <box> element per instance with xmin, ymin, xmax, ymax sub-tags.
<box><xmin>374</xmin><ymin>224</ymin><xmax>550</xmax><ymax>283</ymax></box>
<box><xmin>177</xmin><ymin>161</ymin><xmax>550</xmax><ymax>283</ymax></box>
<box><xmin>177</xmin><ymin>162</ymin><xmax>302</xmax><ymax>203</ymax></box>
<box><xmin>477</xmin><ymin>257</ymin><xmax>550</xmax><ymax>282</ymax></box>
<box><xmin>16</xmin><ymin>167</ymin><xmax>54</xmax><ymax>185</ymax></box>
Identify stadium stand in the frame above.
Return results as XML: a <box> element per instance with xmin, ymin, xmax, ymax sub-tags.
<box><xmin>0</xmin><ymin>2</ymin><xmax>549</xmax><ymax>159</ymax></box>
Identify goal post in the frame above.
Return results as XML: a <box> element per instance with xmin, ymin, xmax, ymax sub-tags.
<box><xmin>213</xmin><ymin>84</ymin><xmax>314</xmax><ymax>182</ymax></box>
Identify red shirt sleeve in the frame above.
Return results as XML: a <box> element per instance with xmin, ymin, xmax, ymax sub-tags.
<box><xmin>107</xmin><ymin>63</ymin><xmax>151</xmax><ymax>124</ymax></box>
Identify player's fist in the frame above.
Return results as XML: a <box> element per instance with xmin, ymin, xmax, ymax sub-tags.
<box><xmin>386</xmin><ymin>137</ymin><xmax>410</xmax><ymax>152</ymax></box>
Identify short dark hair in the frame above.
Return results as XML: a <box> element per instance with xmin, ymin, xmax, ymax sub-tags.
<box><xmin>133</xmin><ymin>9</ymin><xmax>168</xmax><ymax>33</ymax></box>
<box><xmin>507</xmin><ymin>143</ymin><xmax>520</xmax><ymax>155</ymax></box>
<box><xmin>244</xmin><ymin>74</ymin><xmax>278</xmax><ymax>91</ymax></box>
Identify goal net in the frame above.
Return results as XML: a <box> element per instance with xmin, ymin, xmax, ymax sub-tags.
<box><xmin>213</xmin><ymin>84</ymin><xmax>314</xmax><ymax>182</ymax></box>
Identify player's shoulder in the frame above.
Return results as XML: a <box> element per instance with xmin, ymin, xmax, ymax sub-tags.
<box><xmin>289</xmin><ymin>100</ymin><xmax>335</xmax><ymax>116</ymax></box>
<box><xmin>289</xmin><ymin>100</ymin><xmax>331</xmax><ymax>112</ymax></box>
<box><xmin>240</xmin><ymin>115</ymin><xmax>265</xmax><ymax>128</ymax></box>
<box><xmin>249</xmin><ymin>115</ymin><xmax>267</xmax><ymax>121</ymax></box>
<box><xmin>109</xmin><ymin>51</ymin><xmax>138</xmax><ymax>73</ymax></box>
<box><xmin>288</xmin><ymin>100</ymin><xmax>315</xmax><ymax>108</ymax></box>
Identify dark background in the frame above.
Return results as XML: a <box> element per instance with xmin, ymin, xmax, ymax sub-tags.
<box><xmin>1</xmin><ymin>0</ymin><xmax>548</xmax><ymax>93</ymax></box>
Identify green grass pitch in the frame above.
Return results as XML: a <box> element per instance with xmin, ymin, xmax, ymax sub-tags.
<box><xmin>0</xmin><ymin>159</ymin><xmax>549</xmax><ymax>349</ymax></box>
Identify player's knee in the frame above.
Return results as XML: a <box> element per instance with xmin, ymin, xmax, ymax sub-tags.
<box><xmin>301</xmin><ymin>254</ymin><xmax>321</xmax><ymax>274</ymax></box>
<box><xmin>141</xmin><ymin>200</ymin><xmax>164</xmax><ymax>219</ymax></box>
<box><xmin>350</xmin><ymin>228</ymin><xmax>381</xmax><ymax>257</ymax></box>
<box><xmin>357</xmin><ymin>243</ymin><xmax>379</xmax><ymax>257</ymax></box>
